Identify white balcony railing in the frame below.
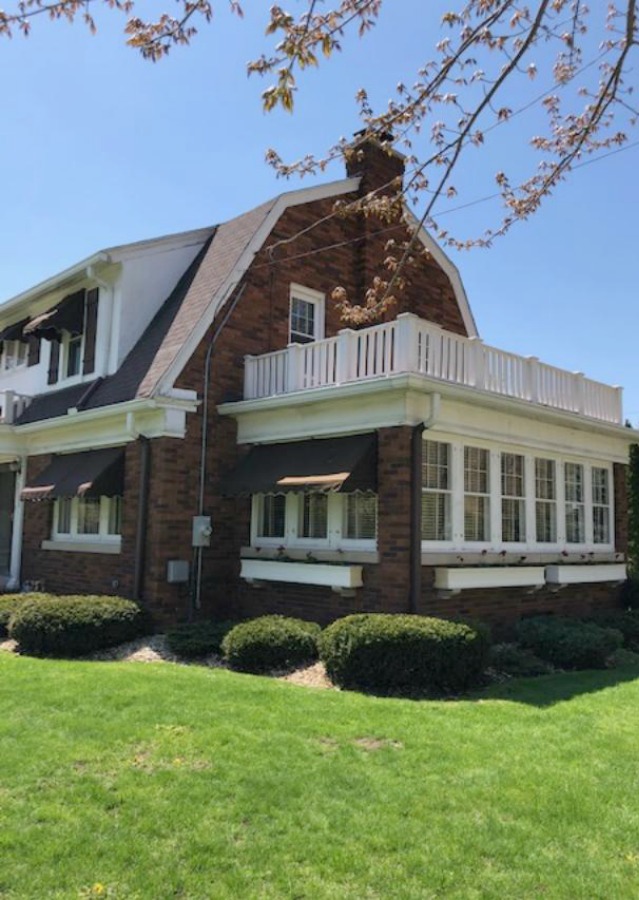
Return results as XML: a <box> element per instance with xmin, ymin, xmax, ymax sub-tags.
<box><xmin>0</xmin><ymin>390</ymin><xmax>32</xmax><ymax>424</ymax></box>
<box><xmin>244</xmin><ymin>313</ymin><xmax>623</xmax><ymax>425</ymax></box>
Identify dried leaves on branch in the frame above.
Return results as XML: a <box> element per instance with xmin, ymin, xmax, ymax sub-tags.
<box><xmin>1</xmin><ymin>0</ymin><xmax>637</xmax><ymax>322</ymax></box>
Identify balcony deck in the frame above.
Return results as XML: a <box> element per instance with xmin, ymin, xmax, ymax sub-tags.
<box><xmin>244</xmin><ymin>313</ymin><xmax>623</xmax><ymax>425</ymax></box>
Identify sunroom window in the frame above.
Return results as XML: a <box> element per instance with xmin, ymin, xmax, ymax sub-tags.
<box><xmin>565</xmin><ymin>462</ymin><xmax>585</xmax><ymax>544</ymax></box>
<box><xmin>422</xmin><ymin>440</ymin><xmax>451</xmax><ymax>541</ymax></box>
<box><xmin>501</xmin><ymin>453</ymin><xmax>526</xmax><ymax>542</ymax></box>
<box><xmin>535</xmin><ymin>458</ymin><xmax>557</xmax><ymax>544</ymax></box>
<box><xmin>464</xmin><ymin>446</ymin><xmax>490</xmax><ymax>542</ymax></box>
<box><xmin>592</xmin><ymin>467</ymin><xmax>611</xmax><ymax>544</ymax></box>
<box><xmin>345</xmin><ymin>492</ymin><xmax>377</xmax><ymax>540</ymax></box>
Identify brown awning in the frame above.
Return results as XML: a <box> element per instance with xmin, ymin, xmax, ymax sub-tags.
<box><xmin>0</xmin><ymin>317</ymin><xmax>29</xmax><ymax>343</ymax></box>
<box><xmin>222</xmin><ymin>433</ymin><xmax>377</xmax><ymax>495</ymax></box>
<box><xmin>23</xmin><ymin>290</ymin><xmax>85</xmax><ymax>340</ymax></box>
<box><xmin>21</xmin><ymin>447</ymin><xmax>125</xmax><ymax>501</ymax></box>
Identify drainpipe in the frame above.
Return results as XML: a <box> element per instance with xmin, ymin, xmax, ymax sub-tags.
<box><xmin>133</xmin><ymin>436</ymin><xmax>151</xmax><ymax>601</ymax></box>
<box><xmin>409</xmin><ymin>393</ymin><xmax>441</xmax><ymax>614</ymax></box>
<box><xmin>192</xmin><ymin>282</ymin><xmax>248</xmax><ymax>617</ymax></box>
<box><xmin>7</xmin><ymin>456</ymin><xmax>26</xmax><ymax>591</ymax></box>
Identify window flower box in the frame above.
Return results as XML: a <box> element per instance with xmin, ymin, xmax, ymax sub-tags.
<box><xmin>545</xmin><ymin>563</ymin><xmax>627</xmax><ymax>585</ymax></box>
<box><xmin>240</xmin><ymin>558</ymin><xmax>363</xmax><ymax>589</ymax></box>
<box><xmin>434</xmin><ymin>566</ymin><xmax>546</xmax><ymax>592</ymax></box>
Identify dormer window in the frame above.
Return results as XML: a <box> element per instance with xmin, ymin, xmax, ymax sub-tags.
<box><xmin>289</xmin><ymin>285</ymin><xmax>324</xmax><ymax>344</ymax></box>
<box><xmin>24</xmin><ymin>287</ymin><xmax>99</xmax><ymax>386</ymax></box>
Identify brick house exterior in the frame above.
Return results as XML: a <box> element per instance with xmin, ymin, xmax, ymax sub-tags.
<box><xmin>0</xmin><ymin>137</ymin><xmax>633</xmax><ymax>635</ymax></box>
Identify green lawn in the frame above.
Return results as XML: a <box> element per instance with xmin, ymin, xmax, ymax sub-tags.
<box><xmin>2</xmin><ymin>655</ymin><xmax>639</xmax><ymax>899</ymax></box>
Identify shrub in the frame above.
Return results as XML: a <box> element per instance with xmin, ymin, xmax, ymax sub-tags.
<box><xmin>489</xmin><ymin>642</ymin><xmax>554</xmax><ymax>677</ymax></box>
<box><xmin>0</xmin><ymin>593</ymin><xmax>48</xmax><ymax>637</ymax></box>
<box><xmin>516</xmin><ymin>616</ymin><xmax>622</xmax><ymax>670</ymax></box>
<box><xmin>608</xmin><ymin>647</ymin><xmax>639</xmax><ymax>669</ymax></box>
<box><xmin>221</xmin><ymin>615</ymin><xmax>321</xmax><ymax>674</ymax></box>
<box><xmin>9</xmin><ymin>594</ymin><xmax>146</xmax><ymax>658</ymax></box>
<box><xmin>166</xmin><ymin>620</ymin><xmax>237</xmax><ymax>659</ymax></box>
<box><xmin>592</xmin><ymin>610</ymin><xmax>639</xmax><ymax>651</ymax></box>
<box><xmin>319</xmin><ymin>614</ymin><xmax>491</xmax><ymax>694</ymax></box>
<box><xmin>618</xmin><ymin>578</ymin><xmax>639</xmax><ymax>611</ymax></box>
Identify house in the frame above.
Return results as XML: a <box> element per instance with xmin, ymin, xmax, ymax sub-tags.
<box><xmin>0</xmin><ymin>137</ymin><xmax>634</xmax><ymax>633</ymax></box>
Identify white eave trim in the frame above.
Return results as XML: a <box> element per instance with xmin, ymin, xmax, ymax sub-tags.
<box><xmin>218</xmin><ymin>371</ymin><xmax>639</xmax><ymax>444</ymax></box>
<box><xmin>0</xmin><ymin>251</ymin><xmax>112</xmax><ymax>316</ymax></box>
<box><xmin>156</xmin><ymin>177</ymin><xmax>362</xmax><ymax>397</ymax></box>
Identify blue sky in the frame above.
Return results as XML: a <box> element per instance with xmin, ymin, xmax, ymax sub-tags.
<box><xmin>1</xmin><ymin>2</ymin><xmax>637</xmax><ymax>420</ymax></box>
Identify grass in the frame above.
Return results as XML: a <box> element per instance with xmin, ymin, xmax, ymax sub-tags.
<box><xmin>2</xmin><ymin>655</ymin><xmax>639</xmax><ymax>899</ymax></box>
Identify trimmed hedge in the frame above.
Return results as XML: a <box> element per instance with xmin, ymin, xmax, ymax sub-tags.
<box><xmin>9</xmin><ymin>594</ymin><xmax>147</xmax><ymax>658</ymax></box>
<box><xmin>166</xmin><ymin>620</ymin><xmax>237</xmax><ymax>659</ymax></box>
<box><xmin>0</xmin><ymin>593</ymin><xmax>48</xmax><ymax>637</ymax></box>
<box><xmin>594</xmin><ymin>610</ymin><xmax>639</xmax><ymax>651</ymax></box>
<box><xmin>517</xmin><ymin>616</ymin><xmax>622</xmax><ymax>670</ymax></box>
<box><xmin>221</xmin><ymin>615</ymin><xmax>321</xmax><ymax>674</ymax></box>
<box><xmin>319</xmin><ymin>614</ymin><xmax>491</xmax><ymax>694</ymax></box>
<box><xmin>489</xmin><ymin>642</ymin><xmax>554</xmax><ymax>678</ymax></box>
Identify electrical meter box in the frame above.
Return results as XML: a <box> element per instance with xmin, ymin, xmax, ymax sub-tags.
<box><xmin>167</xmin><ymin>560</ymin><xmax>189</xmax><ymax>584</ymax></box>
<box><xmin>192</xmin><ymin>515</ymin><xmax>212</xmax><ymax>547</ymax></box>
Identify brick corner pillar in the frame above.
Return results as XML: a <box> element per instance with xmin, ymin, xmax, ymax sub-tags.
<box><xmin>376</xmin><ymin>426</ymin><xmax>415</xmax><ymax>613</ymax></box>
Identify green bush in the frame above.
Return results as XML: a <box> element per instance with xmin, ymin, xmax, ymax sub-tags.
<box><xmin>319</xmin><ymin>614</ymin><xmax>491</xmax><ymax>694</ymax></box>
<box><xmin>166</xmin><ymin>620</ymin><xmax>237</xmax><ymax>659</ymax></box>
<box><xmin>221</xmin><ymin>615</ymin><xmax>321</xmax><ymax>674</ymax></box>
<box><xmin>489</xmin><ymin>642</ymin><xmax>554</xmax><ymax>677</ymax></box>
<box><xmin>9</xmin><ymin>594</ymin><xmax>146</xmax><ymax>658</ymax></box>
<box><xmin>608</xmin><ymin>647</ymin><xmax>639</xmax><ymax>669</ymax></box>
<box><xmin>517</xmin><ymin>616</ymin><xmax>622</xmax><ymax>670</ymax></box>
<box><xmin>0</xmin><ymin>593</ymin><xmax>48</xmax><ymax>637</ymax></box>
<box><xmin>592</xmin><ymin>610</ymin><xmax>639</xmax><ymax>651</ymax></box>
<box><xmin>618</xmin><ymin>578</ymin><xmax>639</xmax><ymax>611</ymax></box>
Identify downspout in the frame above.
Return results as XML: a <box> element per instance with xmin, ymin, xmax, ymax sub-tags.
<box><xmin>409</xmin><ymin>393</ymin><xmax>441</xmax><ymax>613</ymax></box>
<box><xmin>8</xmin><ymin>456</ymin><xmax>26</xmax><ymax>591</ymax></box>
<box><xmin>133</xmin><ymin>436</ymin><xmax>151</xmax><ymax>601</ymax></box>
<box><xmin>192</xmin><ymin>282</ymin><xmax>248</xmax><ymax>616</ymax></box>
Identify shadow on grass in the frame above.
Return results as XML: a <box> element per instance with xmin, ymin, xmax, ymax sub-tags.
<box><xmin>475</xmin><ymin>663</ymin><xmax>639</xmax><ymax>707</ymax></box>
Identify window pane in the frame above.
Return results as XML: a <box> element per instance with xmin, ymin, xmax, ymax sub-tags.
<box><xmin>536</xmin><ymin>501</ymin><xmax>557</xmax><ymax>543</ymax></box>
<box><xmin>565</xmin><ymin>463</ymin><xmax>584</xmax><ymax>503</ymax></box>
<box><xmin>57</xmin><ymin>498</ymin><xmax>72</xmax><ymax>534</ymax></box>
<box><xmin>290</xmin><ymin>297</ymin><xmax>316</xmax><ymax>343</ymax></box>
<box><xmin>501</xmin><ymin>453</ymin><xmax>524</xmax><ymax>497</ymax></box>
<box><xmin>593</xmin><ymin>506</ymin><xmax>610</xmax><ymax>544</ymax></box>
<box><xmin>502</xmin><ymin>498</ymin><xmax>526</xmax><ymax>542</ymax></box>
<box><xmin>66</xmin><ymin>335</ymin><xmax>82</xmax><ymax>377</ymax></box>
<box><xmin>345</xmin><ymin>493</ymin><xmax>377</xmax><ymax>540</ymax></box>
<box><xmin>465</xmin><ymin>495</ymin><xmax>489</xmax><ymax>542</ymax></box>
<box><xmin>300</xmin><ymin>493</ymin><xmax>327</xmax><ymax>539</ymax></box>
<box><xmin>566</xmin><ymin>504</ymin><xmax>585</xmax><ymax>543</ymax></box>
<box><xmin>422</xmin><ymin>492</ymin><xmax>451</xmax><ymax>541</ymax></box>
<box><xmin>258</xmin><ymin>493</ymin><xmax>286</xmax><ymax>538</ymax></box>
<box><xmin>464</xmin><ymin>446</ymin><xmax>489</xmax><ymax>494</ymax></box>
<box><xmin>535</xmin><ymin>458</ymin><xmax>556</xmax><ymax>500</ymax></box>
<box><xmin>422</xmin><ymin>441</ymin><xmax>449</xmax><ymax>490</ymax></box>
<box><xmin>592</xmin><ymin>468</ymin><xmax>610</xmax><ymax>544</ymax></box>
<box><xmin>77</xmin><ymin>497</ymin><xmax>100</xmax><ymax>535</ymax></box>
<box><xmin>107</xmin><ymin>497</ymin><xmax>122</xmax><ymax>536</ymax></box>
<box><xmin>592</xmin><ymin>467</ymin><xmax>609</xmax><ymax>505</ymax></box>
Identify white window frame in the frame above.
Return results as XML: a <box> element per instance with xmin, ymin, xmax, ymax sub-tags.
<box><xmin>251</xmin><ymin>491</ymin><xmax>377</xmax><ymax>551</ymax></box>
<box><xmin>592</xmin><ymin>466</ymin><xmax>612</xmax><ymax>545</ymax></box>
<box><xmin>59</xmin><ymin>329</ymin><xmax>86</xmax><ymax>385</ymax></box>
<box><xmin>289</xmin><ymin>284</ymin><xmax>325</xmax><ymax>345</ymax></box>
<box><xmin>52</xmin><ymin>496</ymin><xmax>122</xmax><ymax>546</ymax></box>
<box><xmin>421</xmin><ymin>434</ymin><xmax>615</xmax><ymax>554</ymax></box>
<box><xmin>501</xmin><ymin>452</ymin><xmax>527</xmax><ymax>545</ymax></box>
<box><xmin>421</xmin><ymin>439</ymin><xmax>453</xmax><ymax>545</ymax></box>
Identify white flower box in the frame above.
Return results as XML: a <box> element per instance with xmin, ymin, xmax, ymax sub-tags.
<box><xmin>545</xmin><ymin>563</ymin><xmax>627</xmax><ymax>585</ymax></box>
<box><xmin>434</xmin><ymin>566</ymin><xmax>546</xmax><ymax>591</ymax></box>
<box><xmin>241</xmin><ymin>559</ymin><xmax>363</xmax><ymax>589</ymax></box>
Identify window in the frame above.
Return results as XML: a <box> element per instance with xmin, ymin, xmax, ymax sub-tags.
<box><xmin>300</xmin><ymin>493</ymin><xmax>328</xmax><ymax>539</ymax></box>
<box><xmin>0</xmin><ymin>340</ymin><xmax>27</xmax><ymax>372</ymax></box>
<box><xmin>535</xmin><ymin>458</ymin><xmax>557</xmax><ymax>543</ymax></box>
<box><xmin>257</xmin><ymin>494</ymin><xmax>286</xmax><ymax>539</ymax></box>
<box><xmin>464</xmin><ymin>446</ymin><xmax>490</xmax><ymax>542</ymax></box>
<box><xmin>592</xmin><ymin>467</ymin><xmax>611</xmax><ymax>544</ymax></box>
<box><xmin>345</xmin><ymin>492</ymin><xmax>377</xmax><ymax>540</ymax></box>
<box><xmin>53</xmin><ymin>496</ymin><xmax>122</xmax><ymax>542</ymax></box>
<box><xmin>65</xmin><ymin>333</ymin><xmax>83</xmax><ymax>378</ymax></box>
<box><xmin>289</xmin><ymin>285</ymin><xmax>324</xmax><ymax>344</ymax></box>
<box><xmin>565</xmin><ymin>462</ymin><xmax>585</xmax><ymax>543</ymax></box>
<box><xmin>501</xmin><ymin>453</ymin><xmax>526</xmax><ymax>542</ymax></box>
<box><xmin>251</xmin><ymin>491</ymin><xmax>377</xmax><ymax>548</ymax></box>
<box><xmin>422</xmin><ymin>440</ymin><xmax>452</xmax><ymax>541</ymax></box>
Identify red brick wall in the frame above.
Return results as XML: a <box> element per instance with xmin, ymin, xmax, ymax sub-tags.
<box><xmin>614</xmin><ymin>463</ymin><xmax>628</xmax><ymax>556</ymax></box>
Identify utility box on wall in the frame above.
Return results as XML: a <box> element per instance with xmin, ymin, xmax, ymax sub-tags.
<box><xmin>167</xmin><ymin>560</ymin><xmax>189</xmax><ymax>584</ymax></box>
<box><xmin>192</xmin><ymin>515</ymin><xmax>212</xmax><ymax>548</ymax></box>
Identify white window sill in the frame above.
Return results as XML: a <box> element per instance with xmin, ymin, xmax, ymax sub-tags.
<box><xmin>41</xmin><ymin>539</ymin><xmax>121</xmax><ymax>555</ymax></box>
<box><xmin>241</xmin><ymin>558</ymin><xmax>363</xmax><ymax>589</ymax></box>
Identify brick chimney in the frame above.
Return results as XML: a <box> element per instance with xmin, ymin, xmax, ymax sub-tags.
<box><xmin>345</xmin><ymin>131</ymin><xmax>405</xmax><ymax>195</ymax></box>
